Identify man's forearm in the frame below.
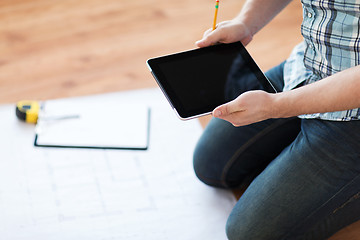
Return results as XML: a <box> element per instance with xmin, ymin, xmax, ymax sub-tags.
<box><xmin>274</xmin><ymin>65</ymin><xmax>360</xmax><ymax>118</ymax></box>
<box><xmin>235</xmin><ymin>0</ymin><xmax>294</xmax><ymax>36</ymax></box>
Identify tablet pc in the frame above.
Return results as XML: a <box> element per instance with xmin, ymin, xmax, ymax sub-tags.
<box><xmin>147</xmin><ymin>42</ymin><xmax>277</xmax><ymax>120</ymax></box>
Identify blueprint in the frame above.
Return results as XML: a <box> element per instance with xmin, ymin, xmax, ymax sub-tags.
<box><xmin>0</xmin><ymin>88</ymin><xmax>236</xmax><ymax>240</ymax></box>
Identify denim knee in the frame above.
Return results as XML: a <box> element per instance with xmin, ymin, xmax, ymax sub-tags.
<box><xmin>193</xmin><ymin>140</ymin><xmax>226</xmax><ymax>188</ymax></box>
<box><xmin>226</xmin><ymin>215</ymin><xmax>254</xmax><ymax>240</ymax></box>
<box><xmin>225</xmin><ymin>218</ymin><xmax>238</xmax><ymax>240</ymax></box>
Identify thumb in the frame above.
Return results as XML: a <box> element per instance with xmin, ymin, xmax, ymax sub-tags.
<box><xmin>196</xmin><ymin>29</ymin><xmax>222</xmax><ymax>48</ymax></box>
<box><xmin>213</xmin><ymin>100</ymin><xmax>241</xmax><ymax>118</ymax></box>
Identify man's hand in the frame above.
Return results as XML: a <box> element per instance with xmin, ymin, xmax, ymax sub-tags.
<box><xmin>195</xmin><ymin>20</ymin><xmax>253</xmax><ymax>48</ymax></box>
<box><xmin>212</xmin><ymin>90</ymin><xmax>277</xmax><ymax>126</ymax></box>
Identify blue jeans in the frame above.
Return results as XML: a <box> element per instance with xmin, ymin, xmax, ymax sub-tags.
<box><xmin>193</xmin><ymin>62</ymin><xmax>360</xmax><ymax>239</ymax></box>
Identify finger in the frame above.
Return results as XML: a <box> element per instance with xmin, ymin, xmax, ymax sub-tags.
<box><xmin>214</xmin><ymin>109</ymin><xmax>253</xmax><ymax>127</ymax></box>
<box><xmin>213</xmin><ymin>100</ymin><xmax>244</xmax><ymax>118</ymax></box>
<box><xmin>212</xmin><ymin>109</ymin><xmax>244</xmax><ymax>127</ymax></box>
<box><xmin>195</xmin><ymin>29</ymin><xmax>212</xmax><ymax>47</ymax></box>
<box><xmin>219</xmin><ymin>113</ymin><xmax>243</xmax><ymax>127</ymax></box>
<box><xmin>203</xmin><ymin>28</ymin><xmax>213</xmax><ymax>38</ymax></box>
<box><xmin>196</xmin><ymin>29</ymin><xmax>223</xmax><ymax>48</ymax></box>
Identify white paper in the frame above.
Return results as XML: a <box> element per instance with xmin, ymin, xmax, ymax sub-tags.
<box><xmin>35</xmin><ymin>99</ymin><xmax>150</xmax><ymax>149</ymax></box>
<box><xmin>0</xmin><ymin>88</ymin><xmax>236</xmax><ymax>240</ymax></box>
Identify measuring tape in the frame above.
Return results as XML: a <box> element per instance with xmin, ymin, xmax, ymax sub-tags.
<box><xmin>16</xmin><ymin>100</ymin><xmax>40</xmax><ymax>124</ymax></box>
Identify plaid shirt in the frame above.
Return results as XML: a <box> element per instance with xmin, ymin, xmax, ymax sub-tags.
<box><xmin>283</xmin><ymin>0</ymin><xmax>360</xmax><ymax>121</ymax></box>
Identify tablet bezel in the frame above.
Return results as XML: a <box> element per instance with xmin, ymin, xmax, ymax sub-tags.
<box><xmin>147</xmin><ymin>42</ymin><xmax>277</xmax><ymax>120</ymax></box>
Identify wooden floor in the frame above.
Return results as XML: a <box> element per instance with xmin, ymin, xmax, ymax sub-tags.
<box><xmin>0</xmin><ymin>0</ymin><xmax>302</xmax><ymax>103</ymax></box>
<box><xmin>0</xmin><ymin>0</ymin><xmax>359</xmax><ymax>239</ymax></box>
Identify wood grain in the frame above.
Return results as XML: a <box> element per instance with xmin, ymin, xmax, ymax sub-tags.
<box><xmin>0</xmin><ymin>0</ymin><xmax>301</xmax><ymax>103</ymax></box>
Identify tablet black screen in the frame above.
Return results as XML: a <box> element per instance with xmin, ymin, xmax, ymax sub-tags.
<box><xmin>147</xmin><ymin>42</ymin><xmax>276</xmax><ymax>119</ymax></box>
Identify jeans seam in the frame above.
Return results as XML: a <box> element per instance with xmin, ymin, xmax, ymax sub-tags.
<box><xmin>280</xmin><ymin>173</ymin><xmax>360</xmax><ymax>240</ymax></box>
<box><xmin>220</xmin><ymin>118</ymin><xmax>297</xmax><ymax>188</ymax></box>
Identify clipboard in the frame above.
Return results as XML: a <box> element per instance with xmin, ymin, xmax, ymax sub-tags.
<box><xmin>34</xmin><ymin>98</ymin><xmax>151</xmax><ymax>150</ymax></box>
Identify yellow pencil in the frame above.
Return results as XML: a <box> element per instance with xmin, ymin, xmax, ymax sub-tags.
<box><xmin>212</xmin><ymin>0</ymin><xmax>219</xmax><ymax>30</ymax></box>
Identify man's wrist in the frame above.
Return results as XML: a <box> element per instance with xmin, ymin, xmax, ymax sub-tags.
<box><xmin>271</xmin><ymin>92</ymin><xmax>293</xmax><ymax>119</ymax></box>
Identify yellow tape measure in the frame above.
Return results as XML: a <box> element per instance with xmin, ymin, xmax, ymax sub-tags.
<box><xmin>16</xmin><ymin>101</ymin><xmax>40</xmax><ymax>124</ymax></box>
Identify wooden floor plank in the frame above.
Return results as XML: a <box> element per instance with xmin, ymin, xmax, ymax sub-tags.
<box><xmin>0</xmin><ymin>0</ymin><xmax>300</xmax><ymax>103</ymax></box>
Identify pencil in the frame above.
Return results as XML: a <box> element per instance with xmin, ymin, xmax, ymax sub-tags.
<box><xmin>212</xmin><ymin>0</ymin><xmax>219</xmax><ymax>30</ymax></box>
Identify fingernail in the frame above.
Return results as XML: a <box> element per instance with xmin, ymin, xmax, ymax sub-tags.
<box><xmin>214</xmin><ymin>110</ymin><xmax>222</xmax><ymax>117</ymax></box>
